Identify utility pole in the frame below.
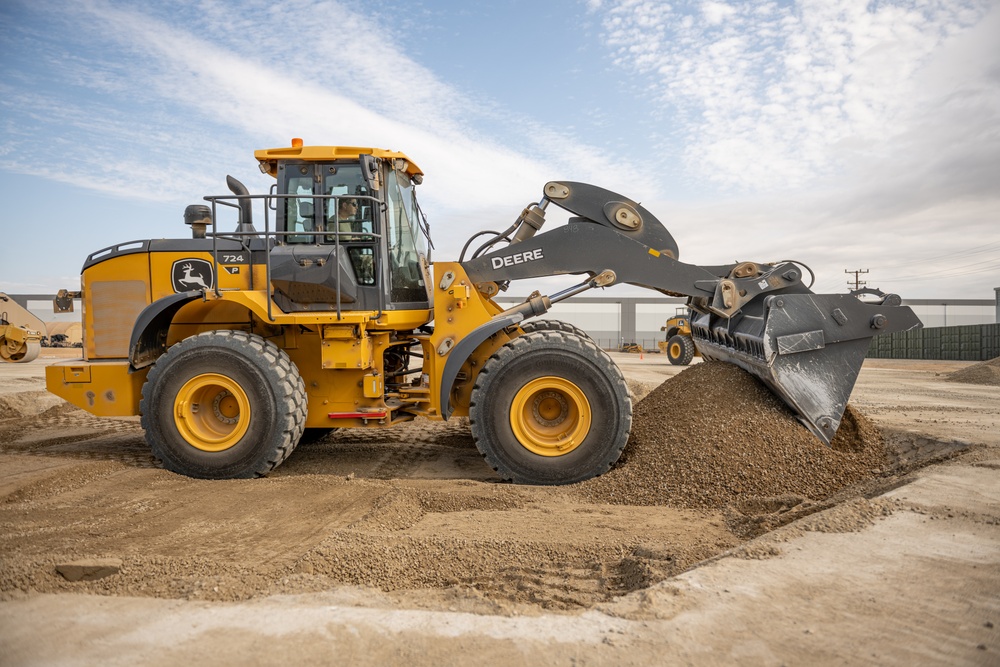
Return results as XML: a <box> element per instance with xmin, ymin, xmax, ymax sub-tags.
<box><xmin>845</xmin><ymin>269</ymin><xmax>869</xmax><ymax>291</ymax></box>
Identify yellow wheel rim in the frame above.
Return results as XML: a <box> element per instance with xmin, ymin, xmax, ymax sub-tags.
<box><xmin>173</xmin><ymin>373</ymin><xmax>251</xmax><ymax>452</ymax></box>
<box><xmin>510</xmin><ymin>376</ymin><xmax>591</xmax><ymax>457</ymax></box>
<box><xmin>669</xmin><ymin>341</ymin><xmax>681</xmax><ymax>359</ymax></box>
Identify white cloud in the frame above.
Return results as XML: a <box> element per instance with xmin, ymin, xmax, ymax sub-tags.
<box><xmin>701</xmin><ymin>1</ymin><xmax>737</xmax><ymax>27</ymax></box>
<box><xmin>596</xmin><ymin>0</ymin><xmax>994</xmax><ymax>192</ymax></box>
<box><xmin>589</xmin><ymin>0</ymin><xmax>1000</xmax><ymax>298</ymax></box>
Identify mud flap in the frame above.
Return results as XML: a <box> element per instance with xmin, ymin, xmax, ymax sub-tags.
<box><xmin>691</xmin><ymin>292</ymin><xmax>921</xmax><ymax>445</ymax></box>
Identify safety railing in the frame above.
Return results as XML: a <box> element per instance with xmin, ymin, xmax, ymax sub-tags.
<box><xmin>201</xmin><ymin>192</ymin><xmax>384</xmax><ymax>323</ymax></box>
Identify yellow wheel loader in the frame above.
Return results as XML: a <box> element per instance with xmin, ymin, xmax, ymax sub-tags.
<box><xmin>659</xmin><ymin>308</ymin><xmax>698</xmax><ymax>366</ymax></box>
<box><xmin>45</xmin><ymin>141</ymin><xmax>920</xmax><ymax>484</ymax></box>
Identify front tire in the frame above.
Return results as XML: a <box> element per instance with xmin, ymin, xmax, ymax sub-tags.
<box><xmin>666</xmin><ymin>334</ymin><xmax>696</xmax><ymax>366</ymax></box>
<box><xmin>140</xmin><ymin>330</ymin><xmax>307</xmax><ymax>479</ymax></box>
<box><xmin>520</xmin><ymin>319</ymin><xmax>591</xmax><ymax>340</ymax></box>
<box><xmin>469</xmin><ymin>330</ymin><xmax>631</xmax><ymax>485</ymax></box>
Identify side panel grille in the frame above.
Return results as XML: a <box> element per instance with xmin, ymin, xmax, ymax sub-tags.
<box><xmin>90</xmin><ymin>281</ymin><xmax>148</xmax><ymax>358</ymax></box>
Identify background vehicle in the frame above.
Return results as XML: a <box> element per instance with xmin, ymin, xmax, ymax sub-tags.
<box><xmin>658</xmin><ymin>308</ymin><xmax>699</xmax><ymax>365</ymax></box>
<box><xmin>45</xmin><ymin>141</ymin><xmax>921</xmax><ymax>484</ymax></box>
<box><xmin>0</xmin><ymin>292</ymin><xmax>43</xmax><ymax>363</ymax></box>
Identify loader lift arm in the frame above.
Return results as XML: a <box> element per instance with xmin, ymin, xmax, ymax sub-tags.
<box><xmin>462</xmin><ymin>181</ymin><xmax>814</xmax><ymax>317</ymax></box>
<box><xmin>458</xmin><ymin>181</ymin><xmax>920</xmax><ymax>445</ymax></box>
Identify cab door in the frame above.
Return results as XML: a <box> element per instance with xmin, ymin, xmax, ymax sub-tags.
<box><xmin>270</xmin><ymin>160</ymin><xmax>381</xmax><ymax>312</ymax></box>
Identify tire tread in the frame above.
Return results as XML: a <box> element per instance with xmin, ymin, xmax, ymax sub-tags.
<box><xmin>469</xmin><ymin>330</ymin><xmax>631</xmax><ymax>484</ymax></box>
<box><xmin>139</xmin><ymin>330</ymin><xmax>306</xmax><ymax>478</ymax></box>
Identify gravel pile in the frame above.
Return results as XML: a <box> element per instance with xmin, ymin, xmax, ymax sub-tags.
<box><xmin>577</xmin><ymin>362</ymin><xmax>887</xmax><ymax>509</ymax></box>
<box><xmin>946</xmin><ymin>356</ymin><xmax>1000</xmax><ymax>386</ymax></box>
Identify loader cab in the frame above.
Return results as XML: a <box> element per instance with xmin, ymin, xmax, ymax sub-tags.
<box><xmin>264</xmin><ymin>149</ymin><xmax>431</xmax><ymax>313</ymax></box>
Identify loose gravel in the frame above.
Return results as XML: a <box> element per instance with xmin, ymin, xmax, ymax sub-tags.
<box><xmin>946</xmin><ymin>356</ymin><xmax>1000</xmax><ymax>386</ymax></box>
<box><xmin>576</xmin><ymin>361</ymin><xmax>887</xmax><ymax>509</ymax></box>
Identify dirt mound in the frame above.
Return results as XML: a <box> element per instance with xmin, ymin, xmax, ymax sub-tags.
<box><xmin>0</xmin><ymin>388</ymin><xmax>65</xmax><ymax>421</ymax></box>
<box><xmin>576</xmin><ymin>362</ymin><xmax>887</xmax><ymax>509</ymax></box>
<box><xmin>945</xmin><ymin>356</ymin><xmax>1000</xmax><ymax>386</ymax></box>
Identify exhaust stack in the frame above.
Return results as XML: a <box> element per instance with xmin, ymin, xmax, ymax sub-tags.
<box><xmin>226</xmin><ymin>175</ymin><xmax>256</xmax><ymax>233</ymax></box>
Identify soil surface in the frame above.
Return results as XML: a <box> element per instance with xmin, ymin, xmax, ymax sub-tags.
<box><xmin>1</xmin><ymin>350</ymin><xmax>998</xmax><ymax>665</ymax></box>
<box><xmin>0</xmin><ymin>359</ymin><xmax>908</xmax><ymax>610</ymax></box>
<box><xmin>946</xmin><ymin>355</ymin><xmax>1000</xmax><ymax>386</ymax></box>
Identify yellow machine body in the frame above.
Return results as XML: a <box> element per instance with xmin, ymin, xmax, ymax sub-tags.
<box><xmin>45</xmin><ymin>250</ymin><xmax>505</xmax><ymax>425</ymax></box>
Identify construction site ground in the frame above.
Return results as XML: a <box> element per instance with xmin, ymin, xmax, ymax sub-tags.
<box><xmin>0</xmin><ymin>349</ymin><xmax>997</xmax><ymax>666</ymax></box>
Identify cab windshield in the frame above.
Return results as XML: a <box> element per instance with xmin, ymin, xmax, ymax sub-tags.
<box><xmin>384</xmin><ymin>167</ymin><xmax>429</xmax><ymax>303</ymax></box>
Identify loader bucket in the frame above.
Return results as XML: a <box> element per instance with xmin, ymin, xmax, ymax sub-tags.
<box><xmin>689</xmin><ymin>292</ymin><xmax>921</xmax><ymax>445</ymax></box>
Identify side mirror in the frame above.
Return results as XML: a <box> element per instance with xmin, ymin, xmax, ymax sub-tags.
<box><xmin>360</xmin><ymin>154</ymin><xmax>381</xmax><ymax>191</ymax></box>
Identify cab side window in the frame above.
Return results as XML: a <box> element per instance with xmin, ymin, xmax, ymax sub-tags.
<box><xmin>285</xmin><ymin>174</ymin><xmax>316</xmax><ymax>244</ymax></box>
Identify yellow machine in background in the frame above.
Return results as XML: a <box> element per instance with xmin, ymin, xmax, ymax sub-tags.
<box><xmin>45</xmin><ymin>141</ymin><xmax>920</xmax><ymax>484</ymax></box>
<box><xmin>0</xmin><ymin>293</ymin><xmax>43</xmax><ymax>363</ymax></box>
<box><xmin>658</xmin><ymin>308</ymin><xmax>699</xmax><ymax>366</ymax></box>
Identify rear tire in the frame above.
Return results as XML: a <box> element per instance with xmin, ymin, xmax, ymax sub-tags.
<box><xmin>469</xmin><ymin>330</ymin><xmax>631</xmax><ymax>485</ymax></box>
<box><xmin>140</xmin><ymin>330</ymin><xmax>307</xmax><ymax>479</ymax></box>
<box><xmin>666</xmin><ymin>334</ymin><xmax>696</xmax><ymax>366</ymax></box>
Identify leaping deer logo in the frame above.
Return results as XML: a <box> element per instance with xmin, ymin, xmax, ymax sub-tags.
<box><xmin>179</xmin><ymin>263</ymin><xmax>211</xmax><ymax>289</ymax></box>
<box><xmin>171</xmin><ymin>259</ymin><xmax>214</xmax><ymax>293</ymax></box>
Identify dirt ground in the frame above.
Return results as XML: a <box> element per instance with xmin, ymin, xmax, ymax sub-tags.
<box><xmin>0</xmin><ymin>350</ymin><xmax>998</xmax><ymax>666</ymax></box>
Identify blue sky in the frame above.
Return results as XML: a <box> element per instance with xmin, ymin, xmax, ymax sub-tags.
<box><xmin>1</xmin><ymin>0</ymin><xmax>998</xmax><ymax>300</ymax></box>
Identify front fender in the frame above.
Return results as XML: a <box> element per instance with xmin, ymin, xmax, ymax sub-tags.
<box><xmin>438</xmin><ymin>312</ymin><xmax>523</xmax><ymax>419</ymax></box>
<box><xmin>128</xmin><ymin>291</ymin><xmax>203</xmax><ymax>371</ymax></box>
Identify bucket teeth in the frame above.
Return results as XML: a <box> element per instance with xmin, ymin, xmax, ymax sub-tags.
<box><xmin>691</xmin><ymin>292</ymin><xmax>921</xmax><ymax>445</ymax></box>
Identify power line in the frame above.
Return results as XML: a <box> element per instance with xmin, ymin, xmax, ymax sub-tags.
<box><xmin>879</xmin><ymin>258</ymin><xmax>1000</xmax><ymax>282</ymax></box>
<box><xmin>906</xmin><ymin>240</ymin><xmax>1000</xmax><ymax>264</ymax></box>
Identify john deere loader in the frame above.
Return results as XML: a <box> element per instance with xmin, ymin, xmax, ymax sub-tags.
<box><xmin>45</xmin><ymin>141</ymin><xmax>920</xmax><ymax>484</ymax></box>
<box><xmin>659</xmin><ymin>308</ymin><xmax>698</xmax><ymax>366</ymax></box>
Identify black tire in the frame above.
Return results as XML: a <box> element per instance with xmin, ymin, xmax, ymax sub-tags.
<box><xmin>520</xmin><ymin>319</ymin><xmax>591</xmax><ymax>340</ymax></box>
<box><xmin>139</xmin><ymin>330</ymin><xmax>307</xmax><ymax>479</ymax></box>
<box><xmin>468</xmin><ymin>330</ymin><xmax>631</xmax><ymax>485</ymax></box>
<box><xmin>666</xmin><ymin>334</ymin><xmax>696</xmax><ymax>366</ymax></box>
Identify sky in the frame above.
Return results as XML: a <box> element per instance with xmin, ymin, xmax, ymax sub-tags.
<box><xmin>1</xmin><ymin>0</ymin><xmax>998</xmax><ymax>301</ymax></box>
